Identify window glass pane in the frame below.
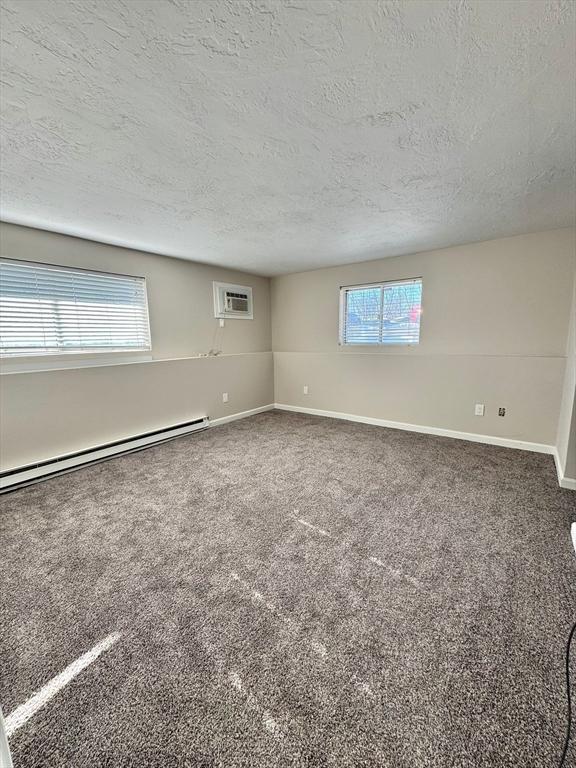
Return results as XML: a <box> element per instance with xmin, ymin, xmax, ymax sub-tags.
<box><xmin>0</xmin><ymin>260</ymin><xmax>151</xmax><ymax>356</ymax></box>
<box><xmin>381</xmin><ymin>281</ymin><xmax>422</xmax><ymax>344</ymax></box>
<box><xmin>344</xmin><ymin>287</ymin><xmax>382</xmax><ymax>344</ymax></box>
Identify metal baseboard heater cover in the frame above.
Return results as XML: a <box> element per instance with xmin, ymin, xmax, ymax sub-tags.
<box><xmin>0</xmin><ymin>417</ymin><xmax>209</xmax><ymax>493</ymax></box>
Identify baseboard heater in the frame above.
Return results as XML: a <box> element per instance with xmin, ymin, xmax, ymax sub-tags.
<box><xmin>0</xmin><ymin>416</ymin><xmax>209</xmax><ymax>493</ymax></box>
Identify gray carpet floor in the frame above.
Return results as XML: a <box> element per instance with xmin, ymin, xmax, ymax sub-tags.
<box><xmin>1</xmin><ymin>410</ymin><xmax>575</xmax><ymax>767</ymax></box>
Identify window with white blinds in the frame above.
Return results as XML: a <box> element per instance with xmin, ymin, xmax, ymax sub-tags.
<box><xmin>0</xmin><ymin>259</ymin><xmax>151</xmax><ymax>357</ymax></box>
<box><xmin>340</xmin><ymin>278</ymin><xmax>422</xmax><ymax>345</ymax></box>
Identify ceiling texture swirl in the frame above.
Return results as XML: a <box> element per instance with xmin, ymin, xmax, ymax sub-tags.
<box><xmin>0</xmin><ymin>0</ymin><xmax>574</xmax><ymax>275</ymax></box>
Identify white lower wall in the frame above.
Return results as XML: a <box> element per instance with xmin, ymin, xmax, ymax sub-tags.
<box><xmin>1</xmin><ymin>348</ymin><xmax>571</xmax><ymax>482</ymax></box>
<box><xmin>0</xmin><ymin>352</ymin><xmax>273</xmax><ymax>471</ymax></box>
<box><xmin>274</xmin><ymin>352</ymin><xmax>565</xmax><ymax>447</ymax></box>
<box><xmin>556</xmin><ymin>278</ymin><xmax>576</xmax><ymax>483</ymax></box>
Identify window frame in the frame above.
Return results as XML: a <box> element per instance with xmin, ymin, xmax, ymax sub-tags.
<box><xmin>0</xmin><ymin>258</ymin><xmax>152</xmax><ymax>370</ymax></box>
<box><xmin>338</xmin><ymin>277</ymin><xmax>423</xmax><ymax>347</ymax></box>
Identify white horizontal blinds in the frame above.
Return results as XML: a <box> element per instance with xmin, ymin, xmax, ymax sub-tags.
<box><xmin>0</xmin><ymin>259</ymin><xmax>151</xmax><ymax>356</ymax></box>
<box><xmin>342</xmin><ymin>278</ymin><xmax>422</xmax><ymax>345</ymax></box>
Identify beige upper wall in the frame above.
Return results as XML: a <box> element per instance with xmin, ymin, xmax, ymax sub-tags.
<box><xmin>2</xmin><ymin>222</ymin><xmax>572</xmax><ymax>365</ymax></box>
<box><xmin>0</xmin><ymin>222</ymin><xmax>271</xmax><ymax>359</ymax></box>
<box><xmin>272</xmin><ymin>228</ymin><xmax>575</xmax><ymax>356</ymax></box>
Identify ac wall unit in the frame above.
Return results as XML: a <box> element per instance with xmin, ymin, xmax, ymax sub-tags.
<box><xmin>213</xmin><ymin>282</ymin><xmax>253</xmax><ymax>319</ymax></box>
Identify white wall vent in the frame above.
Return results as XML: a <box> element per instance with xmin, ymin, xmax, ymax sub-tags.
<box><xmin>213</xmin><ymin>282</ymin><xmax>253</xmax><ymax>319</ymax></box>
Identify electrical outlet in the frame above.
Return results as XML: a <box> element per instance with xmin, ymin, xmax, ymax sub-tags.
<box><xmin>498</xmin><ymin>407</ymin><xmax>506</xmax><ymax>417</ymax></box>
<box><xmin>219</xmin><ymin>319</ymin><xmax>225</xmax><ymax>328</ymax></box>
<box><xmin>474</xmin><ymin>404</ymin><xmax>485</xmax><ymax>416</ymax></box>
<box><xmin>303</xmin><ymin>385</ymin><xmax>309</xmax><ymax>395</ymax></box>
<box><xmin>222</xmin><ymin>393</ymin><xmax>228</xmax><ymax>403</ymax></box>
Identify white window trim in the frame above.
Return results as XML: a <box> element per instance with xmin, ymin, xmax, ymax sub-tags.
<box><xmin>339</xmin><ymin>277</ymin><xmax>423</xmax><ymax>347</ymax></box>
<box><xmin>0</xmin><ymin>258</ymin><xmax>152</xmax><ymax>369</ymax></box>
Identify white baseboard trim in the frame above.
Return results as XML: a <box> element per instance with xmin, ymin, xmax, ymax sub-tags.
<box><xmin>274</xmin><ymin>403</ymin><xmax>556</xmax><ymax>456</ymax></box>
<box><xmin>553</xmin><ymin>449</ymin><xmax>576</xmax><ymax>490</ymax></box>
<box><xmin>210</xmin><ymin>404</ymin><xmax>275</xmax><ymax>427</ymax></box>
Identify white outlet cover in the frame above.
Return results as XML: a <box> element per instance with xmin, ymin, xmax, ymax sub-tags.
<box><xmin>475</xmin><ymin>404</ymin><xmax>485</xmax><ymax>416</ymax></box>
<box><xmin>222</xmin><ymin>393</ymin><xmax>228</xmax><ymax>403</ymax></box>
<box><xmin>303</xmin><ymin>385</ymin><xmax>309</xmax><ymax>395</ymax></box>
<box><xmin>571</xmin><ymin>523</ymin><xmax>576</xmax><ymax>558</ymax></box>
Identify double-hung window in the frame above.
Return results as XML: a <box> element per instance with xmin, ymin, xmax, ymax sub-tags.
<box><xmin>0</xmin><ymin>259</ymin><xmax>151</xmax><ymax>359</ymax></box>
<box><xmin>339</xmin><ymin>278</ymin><xmax>422</xmax><ymax>345</ymax></box>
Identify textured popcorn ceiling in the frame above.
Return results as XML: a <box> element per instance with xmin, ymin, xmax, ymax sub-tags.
<box><xmin>0</xmin><ymin>0</ymin><xmax>574</xmax><ymax>276</ymax></box>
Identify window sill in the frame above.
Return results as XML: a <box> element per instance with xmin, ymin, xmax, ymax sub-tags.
<box><xmin>0</xmin><ymin>351</ymin><xmax>153</xmax><ymax>374</ymax></box>
<box><xmin>338</xmin><ymin>343</ymin><xmax>420</xmax><ymax>349</ymax></box>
